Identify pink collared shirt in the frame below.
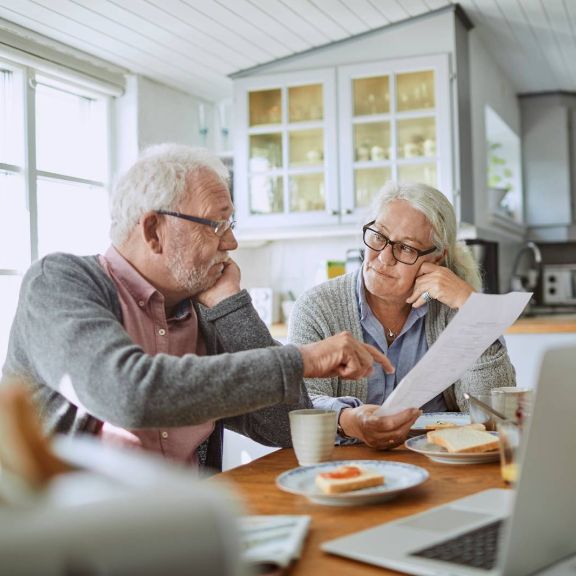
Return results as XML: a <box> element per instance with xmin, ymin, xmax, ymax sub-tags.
<box><xmin>98</xmin><ymin>246</ymin><xmax>214</xmax><ymax>466</ymax></box>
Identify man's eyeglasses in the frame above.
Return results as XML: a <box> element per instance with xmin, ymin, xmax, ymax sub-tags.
<box><xmin>156</xmin><ymin>210</ymin><xmax>236</xmax><ymax>237</ymax></box>
<box><xmin>362</xmin><ymin>221</ymin><xmax>437</xmax><ymax>265</ymax></box>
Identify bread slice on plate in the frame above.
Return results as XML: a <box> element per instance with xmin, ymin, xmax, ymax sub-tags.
<box><xmin>427</xmin><ymin>425</ymin><xmax>499</xmax><ymax>454</ymax></box>
<box><xmin>424</xmin><ymin>421</ymin><xmax>458</xmax><ymax>430</ymax></box>
<box><xmin>315</xmin><ymin>465</ymin><xmax>384</xmax><ymax>495</ymax></box>
<box><xmin>424</xmin><ymin>422</ymin><xmax>486</xmax><ymax>431</ymax></box>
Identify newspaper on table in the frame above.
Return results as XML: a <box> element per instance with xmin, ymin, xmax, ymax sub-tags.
<box><xmin>375</xmin><ymin>292</ymin><xmax>532</xmax><ymax>417</ymax></box>
<box><xmin>239</xmin><ymin>514</ymin><xmax>311</xmax><ymax>569</ymax></box>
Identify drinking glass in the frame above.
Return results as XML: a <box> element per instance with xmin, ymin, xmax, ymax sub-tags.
<box><xmin>497</xmin><ymin>420</ymin><xmax>521</xmax><ymax>485</ymax></box>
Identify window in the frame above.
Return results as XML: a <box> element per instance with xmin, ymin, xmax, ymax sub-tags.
<box><xmin>485</xmin><ymin>105</ymin><xmax>523</xmax><ymax>225</ymax></box>
<box><xmin>0</xmin><ymin>61</ymin><xmax>111</xmax><ymax>363</ymax></box>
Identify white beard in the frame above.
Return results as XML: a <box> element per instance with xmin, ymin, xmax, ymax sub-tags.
<box><xmin>166</xmin><ymin>233</ymin><xmax>226</xmax><ymax>297</ymax></box>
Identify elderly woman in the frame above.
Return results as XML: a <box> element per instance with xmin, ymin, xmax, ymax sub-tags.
<box><xmin>289</xmin><ymin>181</ymin><xmax>515</xmax><ymax>449</ymax></box>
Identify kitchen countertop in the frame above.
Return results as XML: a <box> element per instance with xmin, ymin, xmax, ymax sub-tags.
<box><xmin>270</xmin><ymin>314</ymin><xmax>576</xmax><ymax>339</ymax></box>
<box><xmin>505</xmin><ymin>314</ymin><xmax>576</xmax><ymax>334</ymax></box>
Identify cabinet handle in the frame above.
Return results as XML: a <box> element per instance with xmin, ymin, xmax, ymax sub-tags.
<box><xmin>331</xmin><ymin>210</ymin><xmax>340</xmax><ymax>216</ymax></box>
<box><xmin>344</xmin><ymin>209</ymin><xmax>353</xmax><ymax>215</ymax></box>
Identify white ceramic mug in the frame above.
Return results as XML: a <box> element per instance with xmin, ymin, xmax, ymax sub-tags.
<box><xmin>491</xmin><ymin>387</ymin><xmax>533</xmax><ymax>424</ymax></box>
<box><xmin>289</xmin><ymin>409</ymin><xmax>337</xmax><ymax>467</ymax></box>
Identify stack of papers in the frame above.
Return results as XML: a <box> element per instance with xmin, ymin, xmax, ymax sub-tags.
<box><xmin>239</xmin><ymin>515</ymin><xmax>311</xmax><ymax>570</ymax></box>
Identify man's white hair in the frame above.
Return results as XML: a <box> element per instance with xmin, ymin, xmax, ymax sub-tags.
<box><xmin>109</xmin><ymin>144</ymin><xmax>229</xmax><ymax>245</ymax></box>
<box><xmin>370</xmin><ymin>181</ymin><xmax>482</xmax><ymax>291</ymax></box>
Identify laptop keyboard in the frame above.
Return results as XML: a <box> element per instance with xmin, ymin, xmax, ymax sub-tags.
<box><xmin>411</xmin><ymin>519</ymin><xmax>503</xmax><ymax>570</ymax></box>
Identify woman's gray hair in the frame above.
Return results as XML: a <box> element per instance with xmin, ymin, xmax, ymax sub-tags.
<box><xmin>370</xmin><ymin>181</ymin><xmax>482</xmax><ymax>291</ymax></box>
<box><xmin>109</xmin><ymin>143</ymin><xmax>229</xmax><ymax>245</ymax></box>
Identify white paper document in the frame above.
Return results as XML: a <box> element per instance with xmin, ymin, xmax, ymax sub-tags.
<box><xmin>375</xmin><ymin>292</ymin><xmax>532</xmax><ymax>416</ymax></box>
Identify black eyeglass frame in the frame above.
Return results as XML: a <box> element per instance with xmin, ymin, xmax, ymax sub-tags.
<box><xmin>362</xmin><ymin>220</ymin><xmax>437</xmax><ymax>265</ymax></box>
<box><xmin>156</xmin><ymin>210</ymin><xmax>236</xmax><ymax>236</ymax></box>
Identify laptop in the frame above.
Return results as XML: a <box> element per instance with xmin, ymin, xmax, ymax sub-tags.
<box><xmin>322</xmin><ymin>346</ymin><xmax>576</xmax><ymax>575</ymax></box>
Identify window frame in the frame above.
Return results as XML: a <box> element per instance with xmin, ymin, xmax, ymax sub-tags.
<box><xmin>0</xmin><ymin>57</ymin><xmax>112</xmax><ymax>363</ymax></box>
<box><xmin>0</xmin><ymin>58</ymin><xmax>112</xmax><ymax>270</ymax></box>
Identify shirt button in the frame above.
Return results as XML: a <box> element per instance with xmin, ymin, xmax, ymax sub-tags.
<box><xmin>158</xmin><ymin>328</ymin><xmax>166</xmax><ymax>336</ymax></box>
<box><xmin>138</xmin><ymin>300</ymin><xmax>145</xmax><ymax>307</ymax></box>
<box><xmin>161</xmin><ymin>431</ymin><xmax>168</xmax><ymax>439</ymax></box>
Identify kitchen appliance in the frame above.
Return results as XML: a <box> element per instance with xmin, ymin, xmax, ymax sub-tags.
<box><xmin>248</xmin><ymin>287</ymin><xmax>274</xmax><ymax>325</ymax></box>
<box><xmin>542</xmin><ymin>264</ymin><xmax>576</xmax><ymax>305</ymax></box>
<box><xmin>464</xmin><ymin>239</ymin><xmax>499</xmax><ymax>294</ymax></box>
<box><xmin>345</xmin><ymin>248</ymin><xmax>364</xmax><ymax>274</ymax></box>
<box><xmin>510</xmin><ymin>241</ymin><xmax>541</xmax><ymax>295</ymax></box>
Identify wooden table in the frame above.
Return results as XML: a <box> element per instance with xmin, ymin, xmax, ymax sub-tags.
<box><xmin>215</xmin><ymin>444</ymin><xmax>507</xmax><ymax>575</ymax></box>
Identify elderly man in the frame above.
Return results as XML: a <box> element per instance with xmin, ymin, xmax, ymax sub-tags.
<box><xmin>3</xmin><ymin>144</ymin><xmax>396</xmax><ymax>472</ymax></box>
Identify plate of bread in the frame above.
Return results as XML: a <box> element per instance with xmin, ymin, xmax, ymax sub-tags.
<box><xmin>276</xmin><ymin>460</ymin><xmax>429</xmax><ymax>506</ymax></box>
<box><xmin>411</xmin><ymin>412</ymin><xmax>471</xmax><ymax>432</ymax></box>
<box><xmin>405</xmin><ymin>424</ymin><xmax>500</xmax><ymax>464</ymax></box>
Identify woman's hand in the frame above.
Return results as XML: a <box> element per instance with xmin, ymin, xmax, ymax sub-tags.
<box><xmin>407</xmin><ymin>262</ymin><xmax>474</xmax><ymax>309</ymax></box>
<box><xmin>338</xmin><ymin>405</ymin><xmax>420</xmax><ymax>449</ymax></box>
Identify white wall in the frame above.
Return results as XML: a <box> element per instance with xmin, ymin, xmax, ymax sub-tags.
<box><xmin>505</xmin><ymin>333</ymin><xmax>576</xmax><ymax>389</ymax></box>
<box><xmin>468</xmin><ymin>31</ymin><xmax>521</xmax><ymax>233</ymax></box>
<box><xmin>244</xmin><ymin>11</ymin><xmax>454</xmax><ymax>75</ymax></box>
<box><xmin>114</xmin><ymin>75</ymin><xmax>214</xmax><ymax>175</ymax></box>
<box><xmin>467</xmin><ymin>30</ymin><xmax>524</xmax><ymax>291</ymax></box>
<box><xmin>235</xmin><ymin>234</ymin><xmax>362</xmax><ymax>321</ymax></box>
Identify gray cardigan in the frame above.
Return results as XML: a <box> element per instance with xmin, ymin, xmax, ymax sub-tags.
<box><xmin>288</xmin><ymin>272</ymin><xmax>516</xmax><ymax>412</ymax></box>
<box><xmin>3</xmin><ymin>253</ymin><xmax>311</xmax><ymax>470</ymax></box>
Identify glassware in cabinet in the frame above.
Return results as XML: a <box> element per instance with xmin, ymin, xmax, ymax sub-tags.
<box><xmin>289</xmin><ymin>173</ymin><xmax>325</xmax><ymax>213</ymax></box>
<box><xmin>289</xmin><ymin>84</ymin><xmax>323</xmax><ymax>123</ymax></box>
<box><xmin>353</xmin><ymin>76</ymin><xmax>390</xmax><ymax>116</ymax></box>
<box><xmin>355</xmin><ymin>167</ymin><xmax>392</xmax><ymax>208</ymax></box>
<box><xmin>396</xmin><ymin>70</ymin><xmax>435</xmax><ymax>112</ymax></box>
<box><xmin>249</xmin><ymin>89</ymin><xmax>282</xmax><ymax>126</ymax></box>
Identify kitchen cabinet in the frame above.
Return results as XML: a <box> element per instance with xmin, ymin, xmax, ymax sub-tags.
<box><xmin>337</xmin><ymin>55</ymin><xmax>453</xmax><ymax>224</ymax></box>
<box><xmin>234</xmin><ymin>55</ymin><xmax>453</xmax><ymax>231</ymax></box>
<box><xmin>520</xmin><ymin>93</ymin><xmax>576</xmax><ymax>230</ymax></box>
<box><xmin>234</xmin><ymin>68</ymin><xmax>338</xmax><ymax>229</ymax></box>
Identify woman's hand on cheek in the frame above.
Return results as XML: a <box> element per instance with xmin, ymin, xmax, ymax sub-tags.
<box><xmin>407</xmin><ymin>262</ymin><xmax>474</xmax><ymax>309</ymax></box>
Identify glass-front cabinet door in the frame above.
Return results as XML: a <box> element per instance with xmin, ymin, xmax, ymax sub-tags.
<box><xmin>235</xmin><ymin>69</ymin><xmax>338</xmax><ymax>230</ymax></box>
<box><xmin>338</xmin><ymin>55</ymin><xmax>452</xmax><ymax>224</ymax></box>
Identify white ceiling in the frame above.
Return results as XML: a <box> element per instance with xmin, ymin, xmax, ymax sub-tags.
<box><xmin>0</xmin><ymin>0</ymin><xmax>575</xmax><ymax>101</ymax></box>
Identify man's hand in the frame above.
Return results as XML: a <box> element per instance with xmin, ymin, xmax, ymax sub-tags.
<box><xmin>197</xmin><ymin>258</ymin><xmax>242</xmax><ymax>308</ymax></box>
<box><xmin>339</xmin><ymin>405</ymin><xmax>420</xmax><ymax>449</ymax></box>
<box><xmin>298</xmin><ymin>331</ymin><xmax>395</xmax><ymax>380</ymax></box>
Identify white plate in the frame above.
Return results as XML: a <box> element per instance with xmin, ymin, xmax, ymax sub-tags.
<box><xmin>405</xmin><ymin>433</ymin><xmax>500</xmax><ymax>465</ymax></box>
<box><xmin>411</xmin><ymin>412</ymin><xmax>471</xmax><ymax>431</ymax></box>
<box><xmin>276</xmin><ymin>460</ymin><xmax>429</xmax><ymax>506</ymax></box>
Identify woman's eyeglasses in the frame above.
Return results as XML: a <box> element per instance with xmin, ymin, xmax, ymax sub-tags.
<box><xmin>362</xmin><ymin>221</ymin><xmax>436</xmax><ymax>265</ymax></box>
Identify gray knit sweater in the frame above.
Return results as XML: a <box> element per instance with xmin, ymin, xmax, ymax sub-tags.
<box><xmin>288</xmin><ymin>272</ymin><xmax>516</xmax><ymax>412</ymax></box>
<box><xmin>3</xmin><ymin>253</ymin><xmax>311</xmax><ymax>470</ymax></box>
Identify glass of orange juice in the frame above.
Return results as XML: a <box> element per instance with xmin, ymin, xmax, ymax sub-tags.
<box><xmin>497</xmin><ymin>420</ymin><xmax>521</xmax><ymax>485</ymax></box>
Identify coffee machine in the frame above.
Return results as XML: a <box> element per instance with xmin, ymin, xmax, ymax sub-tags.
<box><xmin>464</xmin><ymin>239</ymin><xmax>499</xmax><ymax>294</ymax></box>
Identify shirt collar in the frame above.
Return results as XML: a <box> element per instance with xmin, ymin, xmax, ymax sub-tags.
<box><xmin>355</xmin><ymin>266</ymin><xmax>427</xmax><ymax>330</ymax></box>
<box><xmin>102</xmin><ymin>246</ymin><xmax>192</xmax><ymax>320</ymax></box>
